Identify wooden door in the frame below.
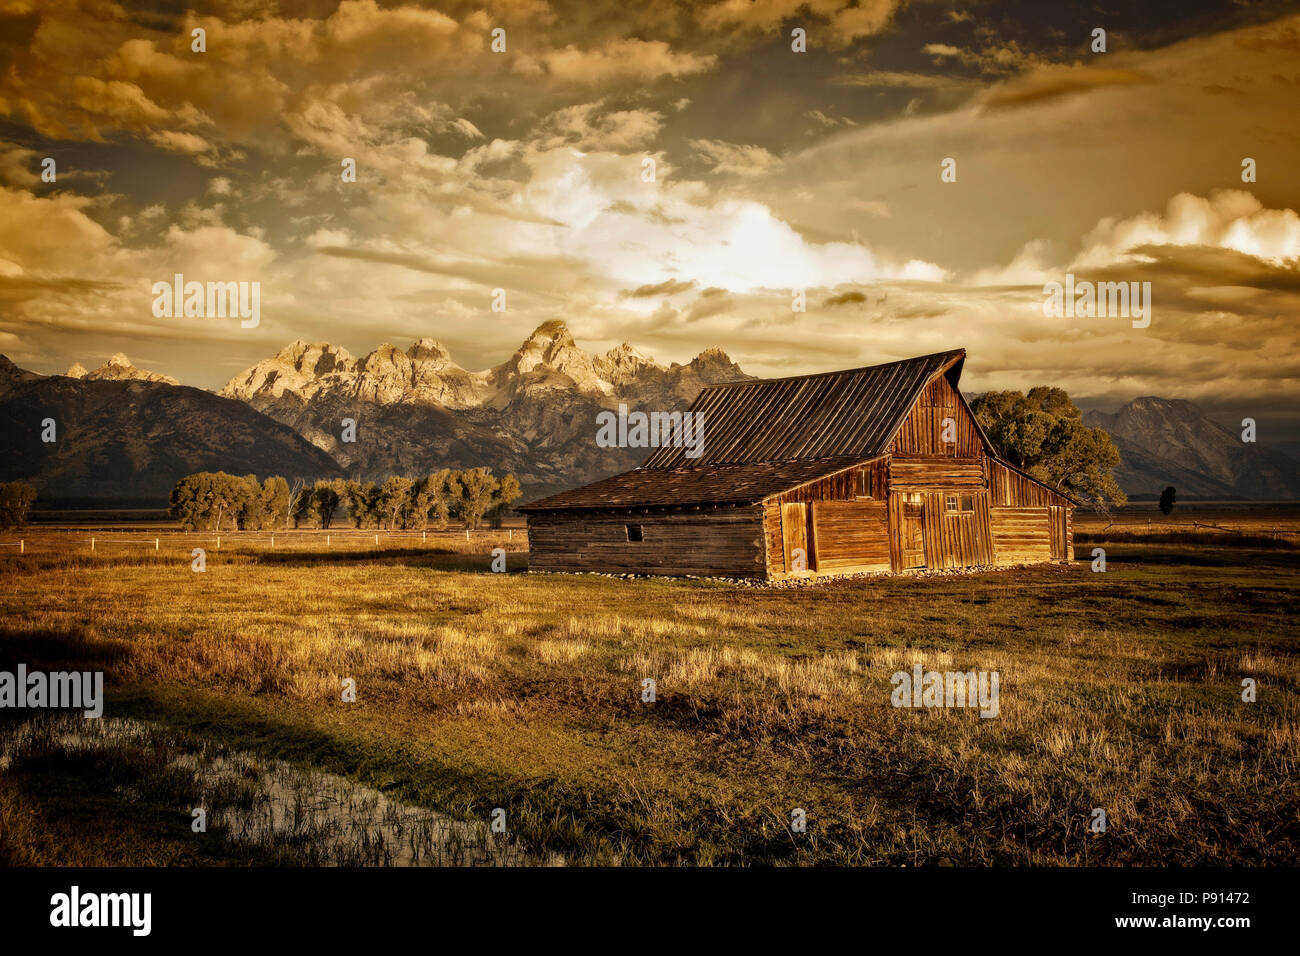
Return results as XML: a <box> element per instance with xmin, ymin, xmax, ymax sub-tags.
<box><xmin>901</xmin><ymin>499</ymin><xmax>925</xmax><ymax>568</ymax></box>
<box><xmin>781</xmin><ymin>502</ymin><xmax>815</xmax><ymax>573</ymax></box>
<box><xmin>1049</xmin><ymin>506</ymin><xmax>1067</xmax><ymax>561</ymax></box>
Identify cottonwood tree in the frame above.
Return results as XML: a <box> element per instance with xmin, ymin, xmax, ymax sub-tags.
<box><xmin>0</xmin><ymin>481</ymin><xmax>37</xmax><ymax>529</ymax></box>
<box><xmin>488</xmin><ymin>473</ymin><xmax>522</xmax><ymax>528</ymax></box>
<box><xmin>456</xmin><ymin>467</ymin><xmax>499</xmax><ymax>530</ymax></box>
<box><xmin>337</xmin><ymin>479</ymin><xmax>383</xmax><ymax>528</ymax></box>
<box><xmin>409</xmin><ymin>469</ymin><xmax>453</xmax><ymax>530</ymax></box>
<box><xmin>286</xmin><ymin>477</ymin><xmax>309</xmax><ymax>529</ymax></box>
<box><xmin>971</xmin><ymin>387</ymin><xmax>1126</xmax><ymax>510</ymax></box>
<box><xmin>377</xmin><ymin>476</ymin><xmax>414</xmax><ymax>530</ymax></box>
<box><xmin>313</xmin><ymin>481</ymin><xmax>341</xmax><ymax>528</ymax></box>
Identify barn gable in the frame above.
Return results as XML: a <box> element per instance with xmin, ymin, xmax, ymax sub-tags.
<box><xmin>888</xmin><ymin>370</ymin><xmax>989</xmax><ymax>458</ymax></box>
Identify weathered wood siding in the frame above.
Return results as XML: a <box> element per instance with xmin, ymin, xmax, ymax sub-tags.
<box><xmin>986</xmin><ymin>458</ymin><xmax>1071</xmax><ymax>507</ymax></box>
<box><xmin>810</xmin><ymin>500</ymin><xmax>890</xmax><ymax>571</ymax></box>
<box><xmin>768</xmin><ymin>458</ymin><xmax>888</xmax><ymax>504</ymax></box>
<box><xmin>764</xmin><ymin>471</ymin><xmax>891</xmax><ymax>578</ymax></box>
<box><xmin>889</xmin><ymin>457</ymin><xmax>985</xmax><ymax>489</ymax></box>
<box><xmin>889</xmin><ymin>374</ymin><xmax>984</xmax><ymax>457</ymax></box>
<box><xmin>989</xmin><ymin>506</ymin><xmax>1055</xmax><ymax>563</ymax></box>
<box><xmin>889</xmin><ymin>489</ymin><xmax>992</xmax><ymax>570</ymax></box>
<box><xmin>527</xmin><ymin>507</ymin><xmax>766</xmax><ymax>577</ymax></box>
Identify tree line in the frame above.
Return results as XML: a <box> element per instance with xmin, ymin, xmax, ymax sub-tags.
<box><xmin>169</xmin><ymin>469</ymin><xmax>522</xmax><ymax>532</ymax></box>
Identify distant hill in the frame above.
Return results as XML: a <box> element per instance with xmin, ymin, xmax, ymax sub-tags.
<box><xmin>1084</xmin><ymin>397</ymin><xmax>1298</xmax><ymax>500</ymax></box>
<box><xmin>0</xmin><ymin>354</ymin><xmax>341</xmax><ymax>502</ymax></box>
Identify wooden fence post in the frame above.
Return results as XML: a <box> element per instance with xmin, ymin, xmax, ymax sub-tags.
<box><xmin>91</xmin><ymin>537</ymin><xmax>95</xmax><ymax>551</ymax></box>
<box><xmin>155</xmin><ymin>537</ymin><xmax>159</xmax><ymax>550</ymax></box>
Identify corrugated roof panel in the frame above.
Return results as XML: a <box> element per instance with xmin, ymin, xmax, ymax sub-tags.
<box><xmin>642</xmin><ymin>349</ymin><xmax>964</xmax><ymax>468</ymax></box>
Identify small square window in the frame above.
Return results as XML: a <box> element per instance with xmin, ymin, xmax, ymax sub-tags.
<box><xmin>626</xmin><ymin>524</ymin><xmax>643</xmax><ymax>542</ymax></box>
<box><xmin>960</xmin><ymin>495</ymin><xmax>974</xmax><ymax>512</ymax></box>
<box><xmin>946</xmin><ymin>495</ymin><xmax>958</xmax><ymax>512</ymax></box>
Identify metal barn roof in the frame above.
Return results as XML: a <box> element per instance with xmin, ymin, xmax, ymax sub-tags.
<box><xmin>640</xmin><ymin>349</ymin><xmax>965</xmax><ymax>468</ymax></box>
<box><xmin>518</xmin><ymin>457</ymin><xmax>870</xmax><ymax>512</ymax></box>
<box><xmin>519</xmin><ymin>349</ymin><xmax>968</xmax><ymax>512</ymax></box>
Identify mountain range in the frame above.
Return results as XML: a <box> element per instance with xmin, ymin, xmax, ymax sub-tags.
<box><xmin>0</xmin><ymin>355</ymin><xmax>339</xmax><ymax>502</ymax></box>
<box><xmin>1083</xmin><ymin>398</ymin><xmax>1297</xmax><ymax>500</ymax></box>
<box><xmin>218</xmin><ymin>321</ymin><xmax>747</xmax><ymax>497</ymax></box>
<box><xmin>1</xmin><ymin>324</ymin><xmax>1295</xmax><ymax>504</ymax></box>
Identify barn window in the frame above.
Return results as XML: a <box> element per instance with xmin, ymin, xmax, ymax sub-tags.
<box><xmin>855</xmin><ymin>468</ymin><xmax>873</xmax><ymax>498</ymax></box>
<box><xmin>626</xmin><ymin>523</ymin><xmax>643</xmax><ymax>542</ymax></box>
<box><xmin>960</xmin><ymin>495</ymin><xmax>974</xmax><ymax>512</ymax></box>
<box><xmin>946</xmin><ymin>495</ymin><xmax>958</xmax><ymax>512</ymax></box>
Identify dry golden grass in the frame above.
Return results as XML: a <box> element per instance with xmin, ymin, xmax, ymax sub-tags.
<box><xmin>0</xmin><ymin>529</ymin><xmax>1296</xmax><ymax>865</ymax></box>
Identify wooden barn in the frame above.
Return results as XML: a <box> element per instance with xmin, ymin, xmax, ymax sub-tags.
<box><xmin>519</xmin><ymin>349</ymin><xmax>1076</xmax><ymax>580</ymax></box>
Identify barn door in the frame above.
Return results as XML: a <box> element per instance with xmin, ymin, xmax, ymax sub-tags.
<box><xmin>781</xmin><ymin>502</ymin><xmax>815</xmax><ymax>573</ymax></box>
<box><xmin>1049</xmin><ymin>506</ymin><xmax>1067</xmax><ymax>561</ymax></box>
<box><xmin>901</xmin><ymin>499</ymin><xmax>925</xmax><ymax>569</ymax></box>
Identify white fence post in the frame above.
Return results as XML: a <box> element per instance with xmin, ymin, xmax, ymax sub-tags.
<box><xmin>375</xmin><ymin>534</ymin><xmax>379</xmax><ymax>545</ymax></box>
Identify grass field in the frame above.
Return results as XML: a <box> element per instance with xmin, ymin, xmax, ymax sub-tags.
<box><xmin>1</xmin><ymin>516</ymin><xmax>1296</xmax><ymax>866</ymax></box>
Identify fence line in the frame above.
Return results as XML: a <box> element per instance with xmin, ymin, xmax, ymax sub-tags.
<box><xmin>1</xmin><ymin>529</ymin><xmax>527</xmax><ymax>556</ymax></box>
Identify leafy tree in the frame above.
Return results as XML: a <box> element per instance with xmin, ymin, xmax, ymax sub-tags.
<box><xmin>0</xmin><ymin>481</ymin><xmax>37</xmax><ymax>529</ymax></box>
<box><xmin>337</xmin><ymin>480</ymin><xmax>383</xmax><ymax>528</ymax></box>
<box><xmin>312</xmin><ymin>481</ymin><xmax>341</xmax><ymax>529</ymax></box>
<box><xmin>488</xmin><ymin>473</ymin><xmax>522</xmax><ymax>528</ymax></box>
<box><xmin>377</xmin><ymin>476</ymin><xmax>414</xmax><ymax>530</ymax></box>
<box><xmin>169</xmin><ymin>474</ymin><xmax>208</xmax><ymax>531</ymax></box>
<box><xmin>239</xmin><ymin>474</ymin><xmax>287</xmax><ymax>530</ymax></box>
<box><xmin>1159</xmin><ymin>486</ymin><xmax>1176</xmax><ymax>515</ymax></box>
<box><xmin>261</xmin><ymin>476</ymin><xmax>290</xmax><ymax>529</ymax></box>
<box><xmin>410</xmin><ymin>469</ymin><xmax>457</xmax><ymax>530</ymax></box>
<box><xmin>169</xmin><ymin>471</ymin><xmax>255</xmax><ymax>531</ymax></box>
<box><xmin>456</xmin><ymin>467</ymin><xmax>499</xmax><ymax>530</ymax></box>
<box><xmin>971</xmin><ymin>387</ymin><xmax>1127</xmax><ymax>510</ymax></box>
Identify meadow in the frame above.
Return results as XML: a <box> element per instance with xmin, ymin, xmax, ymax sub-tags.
<box><xmin>0</xmin><ymin>513</ymin><xmax>1296</xmax><ymax>866</ymax></box>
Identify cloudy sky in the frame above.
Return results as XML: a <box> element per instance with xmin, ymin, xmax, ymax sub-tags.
<box><xmin>2</xmin><ymin>0</ymin><xmax>1298</xmax><ymax>441</ymax></box>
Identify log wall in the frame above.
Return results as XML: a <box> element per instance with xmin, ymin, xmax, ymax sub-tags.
<box><xmin>989</xmin><ymin>506</ymin><xmax>1054</xmax><ymax>563</ymax></box>
<box><xmin>526</xmin><ymin>506</ymin><xmax>766</xmax><ymax>577</ymax></box>
<box><xmin>889</xmin><ymin>457</ymin><xmax>985</xmax><ymax>490</ymax></box>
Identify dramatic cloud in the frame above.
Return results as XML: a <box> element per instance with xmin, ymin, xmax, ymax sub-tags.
<box><xmin>0</xmin><ymin>0</ymin><xmax>1297</xmax><ymax>439</ymax></box>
